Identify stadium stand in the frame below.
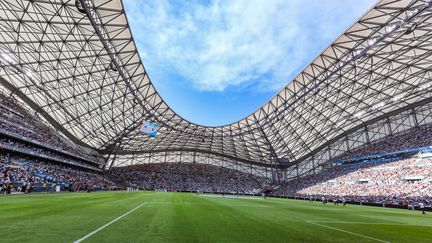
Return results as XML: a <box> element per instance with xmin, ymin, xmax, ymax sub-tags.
<box><xmin>110</xmin><ymin>163</ymin><xmax>269</xmax><ymax>194</ymax></box>
<box><xmin>271</xmin><ymin>156</ymin><xmax>432</xmax><ymax>208</ymax></box>
<box><xmin>0</xmin><ymin>89</ymin><xmax>117</xmax><ymax>194</ymax></box>
<box><xmin>335</xmin><ymin>125</ymin><xmax>432</xmax><ymax>161</ymax></box>
<box><xmin>0</xmin><ymin>89</ymin><xmax>104</xmax><ymax>169</ymax></box>
<box><xmin>0</xmin><ymin>152</ymin><xmax>116</xmax><ymax>194</ymax></box>
<box><xmin>0</xmin><ymin>138</ymin><xmax>96</xmax><ymax>169</ymax></box>
<box><xmin>262</xmin><ymin>125</ymin><xmax>431</xmax><ymax>209</ymax></box>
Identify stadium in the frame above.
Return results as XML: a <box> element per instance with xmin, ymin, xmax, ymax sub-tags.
<box><xmin>0</xmin><ymin>0</ymin><xmax>431</xmax><ymax>242</ymax></box>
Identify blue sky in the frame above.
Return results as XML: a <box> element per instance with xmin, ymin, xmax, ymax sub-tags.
<box><xmin>123</xmin><ymin>0</ymin><xmax>376</xmax><ymax>126</ymax></box>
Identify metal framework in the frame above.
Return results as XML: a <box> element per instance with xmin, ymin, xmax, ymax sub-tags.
<box><xmin>1</xmin><ymin>0</ymin><xmax>432</xmax><ymax>179</ymax></box>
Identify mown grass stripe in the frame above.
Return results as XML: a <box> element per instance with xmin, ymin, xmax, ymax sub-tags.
<box><xmin>73</xmin><ymin>202</ymin><xmax>147</xmax><ymax>243</ymax></box>
<box><xmin>306</xmin><ymin>220</ymin><xmax>390</xmax><ymax>243</ymax></box>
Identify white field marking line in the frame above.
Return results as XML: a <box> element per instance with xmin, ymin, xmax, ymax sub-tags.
<box><xmin>73</xmin><ymin>202</ymin><xmax>147</xmax><ymax>243</ymax></box>
<box><xmin>305</xmin><ymin>221</ymin><xmax>390</xmax><ymax>243</ymax></box>
<box><xmin>309</xmin><ymin>221</ymin><xmax>432</xmax><ymax>227</ymax></box>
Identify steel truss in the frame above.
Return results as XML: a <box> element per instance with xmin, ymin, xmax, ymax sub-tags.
<box><xmin>1</xmin><ymin>0</ymin><xmax>432</xmax><ymax>179</ymax></box>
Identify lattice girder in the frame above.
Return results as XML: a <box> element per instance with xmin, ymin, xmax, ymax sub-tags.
<box><xmin>0</xmin><ymin>0</ymin><xmax>432</xmax><ymax>169</ymax></box>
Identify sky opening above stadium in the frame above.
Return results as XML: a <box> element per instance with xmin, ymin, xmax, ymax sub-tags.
<box><xmin>123</xmin><ymin>0</ymin><xmax>376</xmax><ymax>126</ymax></box>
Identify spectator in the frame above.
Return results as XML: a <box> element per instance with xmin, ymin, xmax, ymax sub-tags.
<box><xmin>0</xmin><ymin>153</ymin><xmax>116</xmax><ymax>194</ymax></box>
<box><xmin>271</xmin><ymin>157</ymin><xmax>432</xmax><ymax>208</ymax></box>
<box><xmin>110</xmin><ymin>162</ymin><xmax>269</xmax><ymax>194</ymax></box>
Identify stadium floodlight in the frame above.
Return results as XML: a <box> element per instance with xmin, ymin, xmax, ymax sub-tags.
<box><xmin>25</xmin><ymin>72</ymin><xmax>37</xmax><ymax>82</ymax></box>
<box><xmin>25</xmin><ymin>71</ymin><xmax>43</xmax><ymax>87</ymax></box>
<box><xmin>354</xmin><ymin>49</ymin><xmax>362</xmax><ymax>57</ymax></box>
<box><xmin>353</xmin><ymin>110</ymin><xmax>366</xmax><ymax>119</ymax></box>
<box><xmin>409</xmin><ymin>8</ymin><xmax>419</xmax><ymax>16</ymax></box>
<box><xmin>392</xmin><ymin>93</ymin><xmax>405</xmax><ymax>102</ymax></box>
<box><xmin>367</xmin><ymin>38</ymin><xmax>377</xmax><ymax>46</ymax></box>
<box><xmin>417</xmin><ymin>82</ymin><xmax>432</xmax><ymax>91</ymax></box>
<box><xmin>371</xmin><ymin>102</ymin><xmax>385</xmax><ymax>110</ymax></box>
<box><xmin>26</xmin><ymin>72</ymin><xmax>36</xmax><ymax>82</ymax></box>
<box><xmin>0</xmin><ymin>53</ymin><xmax>16</xmax><ymax>65</ymax></box>
<box><xmin>386</xmin><ymin>24</ymin><xmax>396</xmax><ymax>33</ymax></box>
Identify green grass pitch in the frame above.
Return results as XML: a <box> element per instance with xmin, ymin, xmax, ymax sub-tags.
<box><xmin>0</xmin><ymin>191</ymin><xmax>431</xmax><ymax>242</ymax></box>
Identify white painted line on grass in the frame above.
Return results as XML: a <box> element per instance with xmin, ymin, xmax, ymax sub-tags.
<box><xmin>73</xmin><ymin>202</ymin><xmax>147</xmax><ymax>243</ymax></box>
<box><xmin>305</xmin><ymin>221</ymin><xmax>390</xmax><ymax>243</ymax></box>
<box><xmin>309</xmin><ymin>221</ymin><xmax>432</xmax><ymax>227</ymax></box>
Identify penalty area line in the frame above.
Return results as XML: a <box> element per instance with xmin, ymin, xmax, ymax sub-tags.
<box><xmin>73</xmin><ymin>202</ymin><xmax>147</xmax><ymax>243</ymax></box>
<box><xmin>305</xmin><ymin>221</ymin><xmax>390</xmax><ymax>243</ymax></box>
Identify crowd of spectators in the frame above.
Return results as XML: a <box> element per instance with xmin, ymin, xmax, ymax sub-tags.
<box><xmin>0</xmin><ymin>138</ymin><xmax>96</xmax><ymax>169</ymax></box>
<box><xmin>336</xmin><ymin>125</ymin><xmax>432</xmax><ymax>160</ymax></box>
<box><xmin>110</xmin><ymin>162</ymin><xmax>268</xmax><ymax>194</ymax></box>
<box><xmin>271</xmin><ymin>157</ymin><xmax>432</xmax><ymax>207</ymax></box>
<box><xmin>0</xmin><ymin>91</ymin><xmax>101</xmax><ymax>164</ymax></box>
<box><xmin>0</xmin><ymin>152</ymin><xmax>116</xmax><ymax>194</ymax></box>
<box><xmin>0</xmin><ymin>90</ymin><xmax>116</xmax><ymax>194</ymax></box>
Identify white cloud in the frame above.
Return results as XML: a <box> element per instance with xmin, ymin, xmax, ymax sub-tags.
<box><xmin>124</xmin><ymin>0</ymin><xmax>375</xmax><ymax>92</ymax></box>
